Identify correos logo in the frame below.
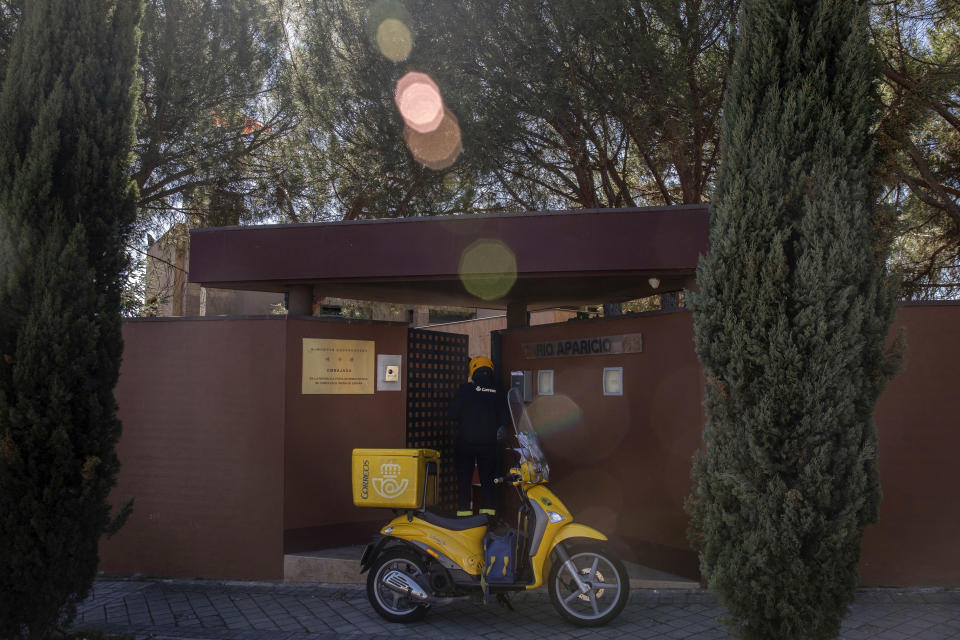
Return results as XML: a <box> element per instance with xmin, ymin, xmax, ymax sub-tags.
<box><xmin>360</xmin><ymin>459</ymin><xmax>370</xmax><ymax>499</ymax></box>
<box><xmin>372</xmin><ymin>462</ymin><xmax>408</xmax><ymax>499</ymax></box>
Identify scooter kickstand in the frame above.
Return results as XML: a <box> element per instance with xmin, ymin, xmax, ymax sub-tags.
<box><xmin>495</xmin><ymin>592</ymin><xmax>515</xmax><ymax>611</ymax></box>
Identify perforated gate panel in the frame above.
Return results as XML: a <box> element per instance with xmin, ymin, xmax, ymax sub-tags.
<box><xmin>406</xmin><ymin>329</ymin><xmax>468</xmax><ymax>511</ymax></box>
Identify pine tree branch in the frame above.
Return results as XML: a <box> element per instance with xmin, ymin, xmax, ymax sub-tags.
<box><xmin>902</xmin><ymin>141</ymin><xmax>960</xmax><ymax>228</ymax></box>
<box><xmin>880</xmin><ymin>63</ymin><xmax>960</xmax><ymax>132</ymax></box>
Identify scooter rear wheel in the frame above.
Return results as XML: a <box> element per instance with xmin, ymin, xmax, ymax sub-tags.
<box><xmin>548</xmin><ymin>543</ymin><xmax>629</xmax><ymax>626</ymax></box>
<box><xmin>366</xmin><ymin>548</ymin><xmax>430</xmax><ymax>623</ymax></box>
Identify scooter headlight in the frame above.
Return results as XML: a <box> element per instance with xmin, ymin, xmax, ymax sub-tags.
<box><xmin>382</xmin><ymin>526</ymin><xmax>394</xmax><ymax>535</ymax></box>
<box><xmin>547</xmin><ymin>511</ymin><xmax>566</xmax><ymax>524</ymax></box>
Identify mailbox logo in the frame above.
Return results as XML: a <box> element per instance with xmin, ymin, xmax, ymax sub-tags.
<box><xmin>372</xmin><ymin>461</ymin><xmax>408</xmax><ymax>499</ymax></box>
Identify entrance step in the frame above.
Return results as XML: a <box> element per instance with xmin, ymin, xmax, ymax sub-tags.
<box><xmin>284</xmin><ymin>545</ymin><xmax>368</xmax><ymax>583</ymax></box>
<box><xmin>284</xmin><ymin>546</ymin><xmax>699</xmax><ymax>589</ymax></box>
<box><xmin>283</xmin><ymin>545</ymin><xmax>367</xmax><ymax>584</ymax></box>
<box><xmin>626</xmin><ymin>563</ymin><xmax>700</xmax><ymax>590</ymax></box>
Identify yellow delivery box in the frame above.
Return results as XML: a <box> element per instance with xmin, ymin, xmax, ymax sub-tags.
<box><xmin>352</xmin><ymin>448</ymin><xmax>440</xmax><ymax>509</ymax></box>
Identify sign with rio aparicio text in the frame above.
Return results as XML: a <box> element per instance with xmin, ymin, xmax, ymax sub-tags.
<box><xmin>302</xmin><ymin>338</ymin><xmax>375</xmax><ymax>394</ymax></box>
<box><xmin>521</xmin><ymin>333</ymin><xmax>642</xmax><ymax>359</ymax></box>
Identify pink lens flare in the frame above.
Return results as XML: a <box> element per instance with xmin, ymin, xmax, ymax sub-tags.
<box><xmin>403</xmin><ymin>108</ymin><xmax>462</xmax><ymax>170</ymax></box>
<box><xmin>394</xmin><ymin>72</ymin><xmax>444</xmax><ymax>134</ymax></box>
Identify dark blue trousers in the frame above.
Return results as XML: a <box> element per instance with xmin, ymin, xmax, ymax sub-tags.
<box><xmin>454</xmin><ymin>443</ymin><xmax>498</xmax><ymax>512</ymax></box>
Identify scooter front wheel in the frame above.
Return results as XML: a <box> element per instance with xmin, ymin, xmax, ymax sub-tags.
<box><xmin>366</xmin><ymin>548</ymin><xmax>430</xmax><ymax>623</ymax></box>
<box><xmin>548</xmin><ymin>543</ymin><xmax>629</xmax><ymax>626</ymax></box>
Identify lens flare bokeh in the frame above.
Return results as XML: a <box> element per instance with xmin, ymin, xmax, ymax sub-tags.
<box><xmin>442</xmin><ymin>172</ymin><xmax>459</xmax><ymax>190</ymax></box>
<box><xmin>526</xmin><ymin>394</ymin><xmax>584</xmax><ymax>437</ymax></box>
<box><xmin>526</xmin><ymin>393</ymin><xmax>628</xmax><ymax>464</ymax></box>
<box><xmin>376</xmin><ymin>18</ymin><xmax>413</xmax><ymax>62</ymax></box>
<box><xmin>367</xmin><ymin>0</ymin><xmax>413</xmax><ymax>62</ymax></box>
<box><xmin>403</xmin><ymin>108</ymin><xmax>462</xmax><ymax>170</ymax></box>
<box><xmin>395</xmin><ymin>72</ymin><xmax>444</xmax><ymax>134</ymax></box>
<box><xmin>458</xmin><ymin>239</ymin><xmax>518</xmax><ymax>301</ymax></box>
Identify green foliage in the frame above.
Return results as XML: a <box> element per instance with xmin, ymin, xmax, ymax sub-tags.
<box><xmin>101</xmin><ymin>0</ymin><xmax>958</xmax><ymax>315</ymax></box>
<box><xmin>134</xmin><ymin>0</ymin><xmax>293</xmax><ymax>226</ymax></box>
<box><xmin>119</xmin><ymin>0</ymin><xmax>294</xmax><ymax>316</ymax></box>
<box><xmin>688</xmin><ymin>1</ymin><xmax>901</xmax><ymax>638</ymax></box>
<box><xmin>289</xmin><ymin>0</ymin><xmax>486</xmax><ymax>219</ymax></box>
<box><xmin>291</xmin><ymin>0</ymin><xmax>736</xmax><ymax>217</ymax></box>
<box><xmin>873</xmin><ymin>0</ymin><xmax>960</xmax><ymax>298</ymax></box>
<box><xmin>0</xmin><ymin>1</ymin><xmax>141</xmax><ymax>637</ymax></box>
<box><xmin>0</xmin><ymin>1</ymin><xmax>23</xmax><ymax>80</ymax></box>
<box><xmin>455</xmin><ymin>0</ymin><xmax>735</xmax><ymax>208</ymax></box>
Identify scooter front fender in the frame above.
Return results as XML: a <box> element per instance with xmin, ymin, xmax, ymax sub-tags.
<box><xmin>552</xmin><ymin>522</ymin><xmax>608</xmax><ymax>547</ymax></box>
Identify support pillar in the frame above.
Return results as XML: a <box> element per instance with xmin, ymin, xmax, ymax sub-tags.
<box><xmin>661</xmin><ymin>291</ymin><xmax>679</xmax><ymax>311</ymax></box>
<box><xmin>506</xmin><ymin>301</ymin><xmax>529</xmax><ymax>330</ymax></box>
<box><xmin>286</xmin><ymin>285</ymin><xmax>313</xmax><ymax>316</ymax></box>
<box><xmin>603</xmin><ymin>303</ymin><xmax>622</xmax><ymax>317</ymax></box>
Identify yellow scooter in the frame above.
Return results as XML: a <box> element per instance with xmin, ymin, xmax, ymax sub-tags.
<box><xmin>359</xmin><ymin>388</ymin><xmax>629</xmax><ymax>626</ymax></box>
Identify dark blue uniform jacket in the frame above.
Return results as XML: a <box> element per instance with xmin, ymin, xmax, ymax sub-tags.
<box><xmin>448</xmin><ymin>381</ymin><xmax>508</xmax><ymax>448</ymax></box>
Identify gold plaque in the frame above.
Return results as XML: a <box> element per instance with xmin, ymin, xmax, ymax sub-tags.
<box><xmin>302</xmin><ymin>338</ymin><xmax>375</xmax><ymax>394</ymax></box>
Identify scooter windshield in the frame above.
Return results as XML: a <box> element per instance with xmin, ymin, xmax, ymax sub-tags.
<box><xmin>507</xmin><ymin>387</ymin><xmax>550</xmax><ymax>482</ymax></box>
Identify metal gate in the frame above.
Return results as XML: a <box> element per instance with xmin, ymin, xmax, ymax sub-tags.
<box><xmin>406</xmin><ymin>329</ymin><xmax>468</xmax><ymax>511</ymax></box>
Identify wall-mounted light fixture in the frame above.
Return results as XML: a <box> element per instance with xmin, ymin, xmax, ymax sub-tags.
<box><xmin>537</xmin><ymin>370</ymin><xmax>554</xmax><ymax>396</ymax></box>
<box><xmin>602</xmin><ymin>367</ymin><xmax>623</xmax><ymax>396</ymax></box>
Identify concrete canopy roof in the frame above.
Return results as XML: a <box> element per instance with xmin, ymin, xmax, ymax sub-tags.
<box><xmin>188</xmin><ymin>205</ymin><xmax>709</xmax><ymax>310</ymax></box>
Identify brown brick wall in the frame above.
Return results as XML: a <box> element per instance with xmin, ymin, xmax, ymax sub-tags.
<box><xmin>500</xmin><ymin>311</ymin><xmax>704</xmax><ymax>578</ymax></box>
<box><xmin>101</xmin><ymin>317</ymin><xmax>287</xmax><ymax>579</ymax></box>
<box><xmin>101</xmin><ymin>305</ymin><xmax>960</xmax><ymax>585</ymax></box>
<box><xmin>500</xmin><ymin>304</ymin><xmax>960</xmax><ymax>586</ymax></box>
<box><xmin>282</xmin><ymin>317</ymin><xmax>408</xmax><ymax>550</ymax></box>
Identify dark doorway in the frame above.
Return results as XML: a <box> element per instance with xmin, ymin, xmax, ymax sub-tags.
<box><xmin>405</xmin><ymin>328</ymin><xmax>468</xmax><ymax>510</ymax></box>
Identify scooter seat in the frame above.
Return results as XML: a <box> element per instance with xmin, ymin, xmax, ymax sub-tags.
<box><xmin>418</xmin><ymin>509</ymin><xmax>488</xmax><ymax>531</ymax></box>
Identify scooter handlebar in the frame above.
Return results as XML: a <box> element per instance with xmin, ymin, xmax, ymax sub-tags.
<box><xmin>494</xmin><ymin>473</ymin><xmax>521</xmax><ymax>485</ymax></box>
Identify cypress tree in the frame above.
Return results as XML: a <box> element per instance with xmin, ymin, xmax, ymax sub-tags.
<box><xmin>0</xmin><ymin>1</ymin><xmax>141</xmax><ymax>637</ymax></box>
<box><xmin>688</xmin><ymin>1</ymin><xmax>901</xmax><ymax>638</ymax></box>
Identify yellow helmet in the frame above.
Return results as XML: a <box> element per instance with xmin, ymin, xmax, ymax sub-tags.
<box><xmin>468</xmin><ymin>356</ymin><xmax>494</xmax><ymax>379</ymax></box>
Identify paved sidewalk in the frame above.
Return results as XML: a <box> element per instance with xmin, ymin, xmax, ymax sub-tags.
<box><xmin>73</xmin><ymin>579</ymin><xmax>960</xmax><ymax>640</ymax></box>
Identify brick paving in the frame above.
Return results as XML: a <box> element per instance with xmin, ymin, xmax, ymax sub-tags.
<box><xmin>72</xmin><ymin>580</ymin><xmax>960</xmax><ymax>639</ymax></box>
